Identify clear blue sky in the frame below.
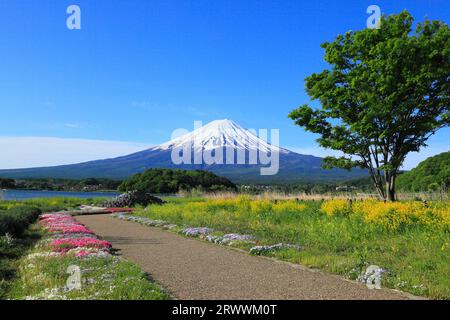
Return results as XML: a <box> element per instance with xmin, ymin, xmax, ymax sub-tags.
<box><xmin>0</xmin><ymin>0</ymin><xmax>448</xmax><ymax>169</ymax></box>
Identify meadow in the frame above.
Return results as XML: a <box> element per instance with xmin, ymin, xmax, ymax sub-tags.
<box><xmin>8</xmin><ymin>230</ymin><xmax>169</xmax><ymax>300</ymax></box>
<box><xmin>0</xmin><ymin>197</ymin><xmax>168</xmax><ymax>300</ymax></box>
<box><xmin>135</xmin><ymin>196</ymin><xmax>450</xmax><ymax>299</ymax></box>
<box><xmin>0</xmin><ymin>207</ymin><xmax>42</xmax><ymax>298</ymax></box>
<box><xmin>2</xmin><ymin>195</ymin><xmax>449</xmax><ymax>299</ymax></box>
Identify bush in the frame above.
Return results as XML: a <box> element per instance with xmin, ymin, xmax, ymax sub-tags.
<box><xmin>0</xmin><ymin>206</ymin><xmax>41</xmax><ymax>237</ymax></box>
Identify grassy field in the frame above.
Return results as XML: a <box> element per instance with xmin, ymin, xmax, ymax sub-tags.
<box><xmin>2</xmin><ymin>196</ymin><xmax>448</xmax><ymax>299</ymax></box>
<box><xmin>1</xmin><ymin>204</ymin><xmax>51</xmax><ymax>298</ymax></box>
<box><xmin>9</xmin><ymin>241</ymin><xmax>169</xmax><ymax>300</ymax></box>
<box><xmin>1</xmin><ymin>197</ymin><xmax>169</xmax><ymax>300</ymax></box>
<box><xmin>0</xmin><ymin>198</ymin><xmax>96</xmax><ymax>299</ymax></box>
<box><xmin>0</xmin><ymin>197</ymin><xmax>106</xmax><ymax>212</ymax></box>
<box><xmin>0</xmin><ymin>224</ymin><xmax>42</xmax><ymax>299</ymax></box>
<box><xmin>135</xmin><ymin>196</ymin><xmax>450</xmax><ymax>299</ymax></box>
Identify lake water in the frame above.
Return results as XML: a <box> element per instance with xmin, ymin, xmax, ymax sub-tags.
<box><xmin>0</xmin><ymin>189</ymin><xmax>120</xmax><ymax>201</ymax></box>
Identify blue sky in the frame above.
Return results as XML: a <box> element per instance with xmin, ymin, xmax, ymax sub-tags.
<box><xmin>0</xmin><ymin>0</ymin><xmax>449</xmax><ymax>169</ymax></box>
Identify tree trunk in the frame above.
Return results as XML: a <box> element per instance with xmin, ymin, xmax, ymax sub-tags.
<box><xmin>373</xmin><ymin>181</ymin><xmax>385</xmax><ymax>200</ymax></box>
<box><xmin>386</xmin><ymin>172</ymin><xmax>397</xmax><ymax>202</ymax></box>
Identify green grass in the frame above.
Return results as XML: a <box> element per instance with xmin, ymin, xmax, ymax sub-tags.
<box><xmin>1</xmin><ymin>197</ymin><xmax>101</xmax><ymax>299</ymax></box>
<box><xmin>0</xmin><ymin>198</ymin><xmax>169</xmax><ymax>300</ymax></box>
<box><xmin>9</xmin><ymin>251</ymin><xmax>169</xmax><ymax>300</ymax></box>
<box><xmin>0</xmin><ymin>206</ymin><xmax>42</xmax><ymax>237</ymax></box>
<box><xmin>135</xmin><ymin>197</ymin><xmax>450</xmax><ymax>299</ymax></box>
<box><xmin>0</xmin><ymin>197</ymin><xmax>107</xmax><ymax>212</ymax></box>
<box><xmin>160</xmin><ymin>196</ymin><xmax>206</xmax><ymax>204</ymax></box>
<box><xmin>0</xmin><ymin>203</ymin><xmax>54</xmax><ymax>299</ymax></box>
<box><xmin>0</xmin><ymin>225</ymin><xmax>42</xmax><ymax>299</ymax></box>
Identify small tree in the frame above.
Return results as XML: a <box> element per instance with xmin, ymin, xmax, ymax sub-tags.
<box><xmin>289</xmin><ymin>11</ymin><xmax>449</xmax><ymax>201</ymax></box>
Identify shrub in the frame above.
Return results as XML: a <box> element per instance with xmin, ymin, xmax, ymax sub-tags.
<box><xmin>0</xmin><ymin>206</ymin><xmax>41</xmax><ymax>237</ymax></box>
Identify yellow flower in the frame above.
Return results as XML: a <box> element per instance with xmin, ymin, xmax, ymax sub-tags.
<box><xmin>320</xmin><ymin>199</ymin><xmax>450</xmax><ymax>232</ymax></box>
<box><xmin>272</xmin><ymin>201</ymin><xmax>307</xmax><ymax>214</ymax></box>
<box><xmin>320</xmin><ymin>199</ymin><xmax>350</xmax><ymax>216</ymax></box>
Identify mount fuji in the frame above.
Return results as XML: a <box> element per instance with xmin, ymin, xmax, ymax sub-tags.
<box><xmin>0</xmin><ymin>119</ymin><xmax>367</xmax><ymax>183</ymax></box>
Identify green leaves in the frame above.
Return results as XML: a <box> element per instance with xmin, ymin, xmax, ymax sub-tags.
<box><xmin>118</xmin><ymin>168</ymin><xmax>237</xmax><ymax>193</ymax></box>
<box><xmin>322</xmin><ymin>157</ymin><xmax>359</xmax><ymax>171</ymax></box>
<box><xmin>397</xmin><ymin>151</ymin><xmax>450</xmax><ymax>192</ymax></box>
<box><xmin>288</xmin><ymin>105</ymin><xmax>331</xmax><ymax>136</ymax></box>
<box><xmin>289</xmin><ymin>11</ymin><xmax>450</xmax><ymax>200</ymax></box>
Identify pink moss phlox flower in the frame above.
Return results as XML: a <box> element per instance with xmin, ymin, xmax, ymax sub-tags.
<box><xmin>39</xmin><ymin>214</ymin><xmax>94</xmax><ymax>235</ymax></box>
<box><xmin>49</xmin><ymin>225</ymin><xmax>94</xmax><ymax>234</ymax></box>
<box><xmin>40</xmin><ymin>214</ymin><xmax>72</xmax><ymax>222</ymax></box>
<box><xmin>40</xmin><ymin>213</ymin><xmax>71</xmax><ymax>218</ymax></box>
<box><xmin>41</xmin><ymin>213</ymin><xmax>113</xmax><ymax>257</ymax></box>
<box><xmin>50</xmin><ymin>237</ymin><xmax>112</xmax><ymax>252</ymax></box>
<box><xmin>73</xmin><ymin>249</ymin><xmax>111</xmax><ymax>258</ymax></box>
<box><xmin>40</xmin><ymin>218</ymin><xmax>74</xmax><ymax>226</ymax></box>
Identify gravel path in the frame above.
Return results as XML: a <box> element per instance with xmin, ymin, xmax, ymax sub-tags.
<box><xmin>76</xmin><ymin>214</ymin><xmax>413</xmax><ymax>300</ymax></box>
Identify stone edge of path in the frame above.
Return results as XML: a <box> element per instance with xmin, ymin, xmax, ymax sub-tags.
<box><xmin>108</xmin><ymin>213</ymin><xmax>425</xmax><ymax>300</ymax></box>
<box><xmin>185</xmin><ymin>236</ymin><xmax>425</xmax><ymax>301</ymax></box>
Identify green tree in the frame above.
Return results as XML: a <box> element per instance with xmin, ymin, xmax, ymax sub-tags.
<box><xmin>289</xmin><ymin>11</ymin><xmax>449</xmax><ymax>201</ymax></box>
<box><xmin>397</xmin><ymin>151</ymin><xmax>450</xmax><ymax>192</ymax></box>
<box><xmin>118</xmin><ymin>168</ymin><xmax>236</xmax><ymax>193</ymax></box>
<box><xmin>0</xmin><ymin>178</ymin><xmax>15</xmax><ymax>189</ymax></box>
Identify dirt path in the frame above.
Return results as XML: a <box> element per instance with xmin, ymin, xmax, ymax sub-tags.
<box><xmin>76</xmin><ymin>214</ymin><xmax>413</xmax><ymax>300</ymax></box>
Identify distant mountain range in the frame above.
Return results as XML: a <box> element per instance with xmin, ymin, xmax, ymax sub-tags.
<box><xmin>0</xmin><ymin>119</ymin><xmax>367</xmax><ymax>183</ymax></box>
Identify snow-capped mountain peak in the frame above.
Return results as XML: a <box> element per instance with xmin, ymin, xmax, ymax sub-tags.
<box><xmin>0</xmin><ymin>118</ymin><xmax>368</xmax><ymax>182</ymax></box>
<box><xmin>155</xmin><ymin>119</ymin><xmax>288</xmax><ymax>154</ymax></box>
